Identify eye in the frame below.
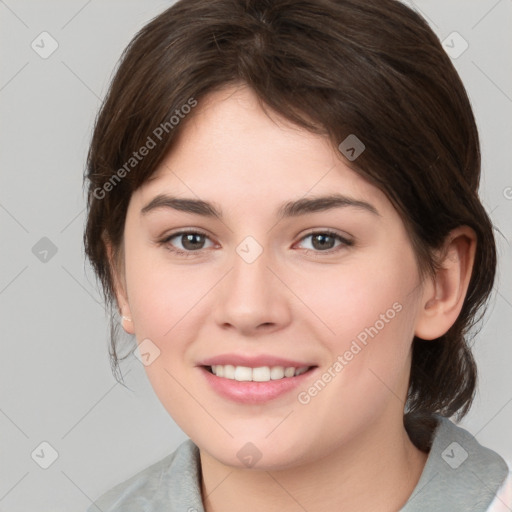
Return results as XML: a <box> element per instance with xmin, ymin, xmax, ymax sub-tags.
<box><xmin>158</xmin><ymin>228</ymin><xmax>353</xmax><ymax>257</ymax></box>
<box><xmin>296</xmin><ymin>230</ymin><xmax>353</xmax><ymax>254</ymax></box>
<box><xmin>161</xmin><ymin>230</ymin><xmax>215</xmax><ymax>256</ymax></box>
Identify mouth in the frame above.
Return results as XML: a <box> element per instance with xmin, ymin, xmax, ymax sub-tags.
<box><xmin>198</xmin><ymin>354</ymin><xmax>319</xmax><ymax>403</ymax></box>
<box><xmin>200</xmin><ymin>363</ymin><xmax>318</xmax><ymax>403</ymax></box>
<box><xmin>204</xmin><ymin>364</ymin><xmax>314</xmax><ymax>382</ymax></box>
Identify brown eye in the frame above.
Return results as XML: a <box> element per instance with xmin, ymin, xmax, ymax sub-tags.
<box><xmin>178</xmin><ymin>233</ymin><xmax>206</xmax><ymax>251</ymax></box>
<box><xmin>162</xmin><ymin>230</ymin><xmax>214</xmax><ymax>255</ymax></box>
<box><xmin>297</xmin><ymin>230</ymin><xmax>353</xmax><ymax>254</ymax></box>
<box><xmin>310</xmin><ymin>233</ymin><xmax>337</xmax><ymax>250</ymax></box>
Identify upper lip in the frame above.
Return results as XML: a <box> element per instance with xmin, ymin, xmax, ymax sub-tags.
<box><xmin>199</xmin><ymin>354</ymin><xmax>316</xmax><ymax>368</ymax></box>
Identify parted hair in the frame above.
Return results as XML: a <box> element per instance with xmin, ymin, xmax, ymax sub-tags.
<box><xmin>84</xmin><ymin>0</ymin><xmax>497</xmax><ymax>450</ymax></box>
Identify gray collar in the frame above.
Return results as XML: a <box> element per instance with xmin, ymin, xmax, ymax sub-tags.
<box><xmin>401</xmin><ymin>414</ymin><xmax>508</xmax><ymax>511</ymax></box>
<box><xmin>89</xmin><ymin>416</ymin><xmax>508</xmax><ymax>511</ymax></box>
<box><xmin>179</xmin><ymin>415</ymin><xmax>508</xmax><ymax>512</ymax></box>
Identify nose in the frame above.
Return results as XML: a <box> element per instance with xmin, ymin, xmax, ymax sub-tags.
<box><xmin>212</xmin><ymin>244</ymin><xmax>292</xmax><ymax>336</ymax></box>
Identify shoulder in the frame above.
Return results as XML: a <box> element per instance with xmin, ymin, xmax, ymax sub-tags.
<box><xmin>86</xmin><ymin>438</ymin><xmax>204</xmax><ymax>512</ymax></box>
<box><xmin>487</xmin><ymin>467</ymin><xmax>512</xmax><ymax>511</ymax></box>
<box><xmin>402</xmin><ymin>415</ymin><xmax>510</xmax><ymax>512</ymax></box>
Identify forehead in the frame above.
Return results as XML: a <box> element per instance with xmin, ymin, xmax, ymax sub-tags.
<box><xmin>133</xmin><ymin>85</ymin><xmax>393</xmax><ymax>219</ymax></box>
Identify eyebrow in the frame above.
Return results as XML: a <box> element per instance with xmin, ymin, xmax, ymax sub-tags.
<box><xmin>140</xmin><ymin>193</ymin><xmax>380</xmax><ymax>219</ymax></box>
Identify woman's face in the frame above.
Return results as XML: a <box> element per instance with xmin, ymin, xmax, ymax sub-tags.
<box><xmin>118</xmin><ymin>85</ymin><xmax>427</xmax><ymax>469</ymax></box>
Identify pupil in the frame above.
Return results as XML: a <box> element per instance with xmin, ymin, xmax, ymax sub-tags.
<box><xmin>183</xmin><ymin>233</ymin><xmax>203</xmax><ymax>250</ymax></box>
<box><xmin>312</xmin><ymin>234</ymin><xmax>334</xmax><ymax>250</ymax></box>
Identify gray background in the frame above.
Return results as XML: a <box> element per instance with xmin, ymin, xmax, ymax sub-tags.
<box><xmin>0</xmin><ymin>1</ymin><xmax>511</xmax><ymax>510</ymax></box>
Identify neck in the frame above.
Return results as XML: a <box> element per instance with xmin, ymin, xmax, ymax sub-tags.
<box><xmin>199</xmin><ymin>414</ymin><xmax>429</xmax><ymax>512</ymax></box>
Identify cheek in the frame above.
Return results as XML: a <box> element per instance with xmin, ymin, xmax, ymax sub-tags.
<box><xmin>297</xmin><ymin>250</ymin><xmax>419</xmax><ymax>348</ymax></box>
<box><xmin>122</xmin><ymin>250</ymin><xmax>211</xmax><ymax>423</ymax></box>
<box><xmin>123</xmin><ymin>239</ymin><xmax>206</xmax><ymax>340</ymax></box>
<box><xmin>295</xmin><ymin>249</ymin><xmax>420</xmax><ymax>398</ymax></box>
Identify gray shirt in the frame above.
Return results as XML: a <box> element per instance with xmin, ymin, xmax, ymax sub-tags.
<box><xmin>87</xmin><ymin>415</ymin><xmax>509</xmax><ymax>511</ymax></box>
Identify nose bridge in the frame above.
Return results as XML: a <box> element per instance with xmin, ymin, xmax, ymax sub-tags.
<box><xmin>213</xmin><ymin>237</ymin><xmax>290</xmax><ymax>332</ymax></box>
<box><xmin>229</xmin><ymin>242</ymin><xmax>274</xmax><ymax>310</ymax></box>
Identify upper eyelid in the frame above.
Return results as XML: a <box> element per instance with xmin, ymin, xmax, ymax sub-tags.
<box><xmin>162</xmin><ymin>228</ymin><xmax>212</xmax><ymax>242</ymax></box>
<box><xmin>162</xmin><ymin>229</ymin><xmax>215</xmax><ymax>246</ymax></box>
<box><xmin>299</xmin><ymin>228</ymin><xmax>352</xmax><ymax>241</ymax></box>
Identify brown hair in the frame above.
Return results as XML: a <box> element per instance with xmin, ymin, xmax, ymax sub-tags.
<box><xmin>84</xmin><ymin>0</ymin><xmax>496</xmax><ymax>449</ymax></box>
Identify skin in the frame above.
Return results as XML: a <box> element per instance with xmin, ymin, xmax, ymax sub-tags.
<box><xmin>111</xmin><ymin>84</ymin><xmax>476</xmax><ymax>512</ymax></box>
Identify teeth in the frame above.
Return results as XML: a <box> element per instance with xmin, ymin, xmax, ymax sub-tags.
<box><xmin>234</xmin><ymin>366</ymin><xmax>252</xmax><ymax>381</ymax></box>
<box><xmin>252</xmin><ymin>366</ymin><xmax>270</xmax><ymax>382</ymax></box>
<box><xmin>270</xmin><ymin>366</ymin><xmax>284</xmax><ymax>380</ymax></box>
<box><xmin>284</xmin><ymin>367</ymin><xmax>295</xmax><ymax>378</ymax></box>
<box><xmin>210</xmin><ymin>365</ymin><xmax>310</xmax><ymax>382</ymax></box>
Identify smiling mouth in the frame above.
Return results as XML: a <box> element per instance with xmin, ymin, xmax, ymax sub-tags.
<box><xmin>205</xmin><ymin>364</ymin><xmax>315</xmax><ymax>382</ymax></box>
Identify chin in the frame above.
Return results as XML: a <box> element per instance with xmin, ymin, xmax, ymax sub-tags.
<box><xmin>198</xmin><ymin>434</ymin><xmax>313</xmax><ymax>471</ymax></box>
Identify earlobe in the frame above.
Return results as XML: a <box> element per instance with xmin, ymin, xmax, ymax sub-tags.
<box><xmin>414</xmin><ymin>227</ymin><xmax>477</xmax><ymax>340</ymax></box>
<box><xmin>105</xmin><ymin>239</ymin><xmax>135</xmax><ymax>335</ymax></box>
<box><xmin>121</xmin><ymin>314</ymin><xmax>135</xmax><ymax>334</ymax></box>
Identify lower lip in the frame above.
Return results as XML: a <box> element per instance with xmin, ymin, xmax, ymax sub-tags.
<box><xmin>200</xmin><ymin>366</ymin><xmax>316</xmax><ymax>404</ymax></box>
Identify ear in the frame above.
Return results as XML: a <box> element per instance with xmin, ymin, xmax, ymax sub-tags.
<box><xmin>414</xmin><ymin>226</ymin><xmax>477</xmax><ymax>340</ymax></box>
<box><xmin>105</xmin><ymin>239</ymin><xmax>135</xmax><ymax>335</ymax></box>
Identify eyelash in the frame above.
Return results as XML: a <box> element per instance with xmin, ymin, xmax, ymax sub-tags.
<box><xmin>158</xmin><ymin>229</ymin><xmax>353</xmax><ymax>258</ymax></box>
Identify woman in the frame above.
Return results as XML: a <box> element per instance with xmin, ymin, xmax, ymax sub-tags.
<box><xmin>84</xmin><ymin>0</ymin><xmax>512</xmax><ymax>510</ymax></box>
